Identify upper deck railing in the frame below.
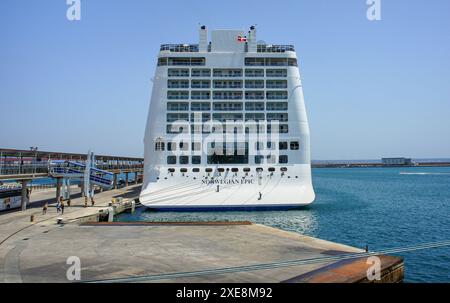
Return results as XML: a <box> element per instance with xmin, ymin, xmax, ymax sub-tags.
<box><xmin>160</xmin><ymin>44</ymin><xmax>295</xmax><ymax>53</ymax></box>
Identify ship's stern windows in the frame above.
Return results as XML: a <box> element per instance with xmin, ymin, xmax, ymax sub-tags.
<box><xmin>213</xmin><ymin>91</ymin><xmax>243</xmax><ymax>100</ymax></box>
<box><xmin>168</xmin><ymin>69</ymin><xmax>189</xmax><ymax>77</ymax></box>
<box><xmin>245</xmin><ymin>102</ymin><xmax>265</xmax><ymax>111</ymax></box>
<box><xmin>245</xmin><ymin>80</ymin><xmax>264</xmax><ymax>89</ymax></box>
<box><xmin>167</xmin><ymin>91</ymin><xmax>189</xmax><ymax>100</ymax></box>
<box><xmin>266</xmin><ymin>80</ymin><xmax>287</xmax><ymax>89</ymax></box>
<box><xmin>191</xmin><ymin>91</ymin><xmax>211</xmax><ymax>100</ymax></box>
<box><xmin>168</xmin><ymin>80</ymin><xmax>189</xmax><ymax>89</ymax></box>
<box><xmin>167</xmin><ymin>102</ymin><xmax>189</xmax><ymax>111</ymax></box>
<box><xmin>266</xmin><ymin>102</ymin><xmax>288</xmax><ymax>111</ymax></box>
<box><xmin>191</xmin><ymin>69</ymin><xmax>211</xmax><ymax>77</ymax></box>
<box><xmin>290</xmin><ymin>141</ymin><xmax>300</xmax><ymax>150</ymax></box>
<box><xmin>191</xmin><ymin>102</ymin><xmax>211</xmax><ymax>111</ymax></box>
<box><xmin>267</xmin><ymin>113</ymin><xmax>288</xmax><ymax>122</ymax></box>
<box><xmin>245</xmin><ymin>69</ymin><xmax>264</xmax><ymax>77</ymax></box>
<box><xmin>213</xmin><ymin>69</ymin><xmax>242</xmax><ymax>78</ymax></box>
<box><xmin>245</xmin><ymin>91</ymin><xmax>264</xmax><ymax>100</ymax></box>
<box><xmin>191</xmin><ymin>80</ymin><xmax>211</xmax><ymax>89</ymax></box>
<box><xmin>213</xmin><ymin>102</ymin><xmax>243</xmax><ymax>111</ymax></box>
<box><xmin>213</xmin><ymin>80</ymin><xmax>243</xmax><ymax>89</ymax></box>
<box><xmin>266</xmin><ymin>91</ymin><xmax>288</xmax><ymax>100</ymax></box>
<box><xmin>266</xmin><ymin>69</ymin><xmax>287</xmax><ymax>77</ymax></box>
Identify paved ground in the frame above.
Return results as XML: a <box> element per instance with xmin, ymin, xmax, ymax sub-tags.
<box><xmin>0</xmin><ymin>183</ymin><xmax>370</xmax><ymax>283</ymax></box>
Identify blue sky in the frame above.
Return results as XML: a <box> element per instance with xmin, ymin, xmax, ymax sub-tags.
<box><xmin>1</xmin><ymin>0</ymin><xmax>449</xmax><ymax>159</ymax></box>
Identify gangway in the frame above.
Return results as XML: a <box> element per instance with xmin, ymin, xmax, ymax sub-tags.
<box><xmin>49</xmin><ymin>160</ymin><xmax>114</xmax><ymax>188</ymax></box>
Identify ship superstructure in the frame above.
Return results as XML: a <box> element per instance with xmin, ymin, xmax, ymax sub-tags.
<box><xmin>140</xmin><ymin>26</ymin><xmax>315</xmax><ymax>210</ymax></box>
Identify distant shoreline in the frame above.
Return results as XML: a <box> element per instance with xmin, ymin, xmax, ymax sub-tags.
<box><xmin>312</xmin><ymin>162</ymin><xmax>450</xmax><ymax>168</ymax></box>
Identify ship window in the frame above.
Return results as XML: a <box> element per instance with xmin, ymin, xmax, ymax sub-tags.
<box><xmin>179</xmin><ymin>141</ymin><xmax>189</xmax><ymax>151</ymax></box>
<box><xmin>266</xmin><ymin>102</ymin><xmax>288</xmax><ymax>111</ymax></box>
<box><xmin>213</xmin><ymin>91</ymin><xmax>243</xmax><ymax>100</ymax></box>
<box><xmin>213</xmin><ymin>102</ymin><xmax>243</xmax><ymax>111</ymax></box>
<box><xmin>265</xmin><ymin>58</ymin><xmax>288</xmax><ymax>66</ymax></box>
<box><xmin>167</xmin><ymin>124</ymin><xmax>188</xmax><ymax>134</ymax></box>
<box><xmin>290</xmin><ymin>141</ymin><xmax>300</xmax><ymax>150</ymax></box>
<box><xmin>168</xmin><ymin>80</ymin><xmax>189</xmax><ymax>88</ymax></box>
<box><xmin>267</xmin><ymin>113</ymin><xmax>288</xmax><ymax>122</ymax></box>
<box><xmin>168</xmin><ymin>168</ymin><xmax>175</xmax><ymax>173</ymax></box>
<box><xmin>167</xmin><ymin>142</ymin><xmax>176</xmax><ymax>151</ymax></box>
<box><xmin>243</xmin><ymin>168</ymin><xmax>251</xmax><ymax>172</ymax></box>
<box><xmin>279</xmin><ymin>155</ymin><xmax>288</xmax><ymax>164</ymax></box>
<box><xmin>268</xmin><ymin>167</ymin><xmax>276</xmax><ymax>172</ymax></box>
<box><xmin>288</xmin><ymin>58</ymin><xmax>298</xmax><ymax>66</ymax></box>
<box><xmin>157</xmin><ymin>57</ymin><xmax>168</xmax><ymax>66</ymax></box>
<box><xmin>191</xmin><ymin>69</ymin><xmax>211</xmax><ymax>77</ymax></box>
<box><xmin>245</xmin><ymin>57</ymin><xmax>265</xmax><ymax>66</ymax></box>
<box><xmin>191</xmin><ymin>80</ymin><xmax>211</xmax><ymax>89</ymax></box>
<box><xmin>192</xmin><ymin>156</ymin><xmax>201</xmax><ymax>164</ymax></box>
<box><xmin>205</xmin><ymin>168</ymin><xmax>213</xmax><ymax>172</ymax></box>
<box><xmin>179</xmin><ymin>156</ymin><xmax>189</xmax><ymax>164</ymax></box>
<box><xmin>191</xmin><ymin>91</ymin><xmax>210</xmax><ymax>100</ymax></box>
<box><xmin>167</xmin><ymin>57</ymin><xmax>205</xmax><ymax>66</ymax></box>
<box><xmin>180</xmin><ymin>168</ymin><xmax>188</xmax><ymax>173</ymax></box>
<box><xmin>266</xmin><ymin>91</ymin><xmax>288</xmax><ymax>100</ymax></box>
<box><xmin>167</xmin><ymin>102</ymin><xmax>189</xmax><ymax>111</ymax></box>
<box><xmin>217</xmin><ymin>168</ymin><xmax>225</xmax><ymax>172</ymax></box>
<box><xmin>191</xmin><ymin>142</ymin><xmax>201</xmax><ymax>151</ymax></box>
<box><xmin>192</xmin><ymin>168</ymin><xmax>200</xmax><ymax>172</ymax></box>
<box><xmin>245</xmin><ymin>102</ymin><xmax>265</xmax><ymax>111</ymax></box>
<box><xmin>167</xmin><ymin>156</ymin><xmax>176</xmax><ymax>165</ymax></box>
<box><xmin>191</xmin><ymin>102</ymin><xmax>211</xmax><ymax>111</ymax></box>
<box><xmin>168</xmin><ymin>69</ymin><xmax>189</xmax><ymax>77</ymax></box>
<box><xmin>245</xmin><ymin>69</ymin><xmax>264</xmax><ymax>77</ymax></box>
<box><xmin>256</xmin><ymin>167</ymin><xmax>264</xmax><ymax>172</ymax></box>
<box><xmin>280</xmin><ymin>125</ymin><xmax>289</xmax><ymax>133</ymax></box>
<box><xmin>231</xmin><ymin>168</ymin><xmax>239</xmax><ymax>172</ymax></box>
<box><xmin>245</xmin><ymin>113</ymin><xmax>265</xmax><ymax>122</ymax></box>
<box><xmin>213</xmin><ymin>69</ymin><xmax>242</xmax><ymax>77</ymax></box>
<box><xmin>255</xmin><ymin>155</ymin><xmax>264</xmax><ymax>164</ymax></box>
<box><xmin>279</xmin><ymin>142</ymin><xmax>288</xmax><ymax>150</ymax></box>
<box><xmin>213</xmin><ymin>80</ymin><xmax>242</xmax><ymax>89</ymax></box>
<box><xmin>266</xmin><ymin>69</ymin><xmax>287</xmax><ymax>77</ymax></box>
<box><xmin>245</xmin><ymin>80</ymin><xmax>264</xmax><ymax>89</ymax></box>
<box><xmin>280</xmin><ymin>167</ymin><xmax>288</xmax><ymax>172</ymax></box>
<box><xmin>266</xmin><ymin>80</ymin><xmax>287</xmax><ymax>89</ymax></box>
<box><xmin>245</xmin><ymin>91</ymin><xmax>264</xmax><ymax>100</ymax></box>
<box><xmin>155</xmin><ymin>141</ymin><xmax>165</xmax><ymax>151</ymax></box>
<box><xmin>167</xmin><ymin>91</ymin><xmax>189</xmax><ymax>100</ymax></box>
<box><xmin>167</xmin><ymin>113</ymin><xmax>189</xmax><ymax>122</ymax></box>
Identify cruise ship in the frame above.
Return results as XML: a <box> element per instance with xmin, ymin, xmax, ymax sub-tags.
<box><xmin>140</xmin><ymin>26</ymin><xmax>315</xmax><ymax>210</ymax></box>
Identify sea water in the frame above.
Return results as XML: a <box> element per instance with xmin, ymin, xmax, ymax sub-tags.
<box><xmin>116</xmin><ymin>166</ymin><xmax>450</xmax><ymax>282</ymax></box>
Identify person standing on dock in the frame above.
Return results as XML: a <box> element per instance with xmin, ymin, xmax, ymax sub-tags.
<box><xmin>56</xmin><ymin>197</ymin><xmax>61</xmax><ymax>213</ymax></box>
<box><xmin>42</xmin><ymin>202</ymin><xmax>48</xmax><ymax>215</ymax></box>
<box><xmin>91</xmin><ymin>197</ymin><xmax>95</xmax><ymax>207</ymax></box>
<box><xmin>60</xmin><ymin>200</ymin><xmax>65</xmax><ymax>215</ymax></box>
<box><xmin>84</xmin><ymin>197</ymin><xmax>88</xmax><ymax>208</ymax></box>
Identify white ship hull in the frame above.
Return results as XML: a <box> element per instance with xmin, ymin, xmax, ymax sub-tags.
<box><xmin>140</xmin><ymin>27</ymin><xmax>315</xmax><ymax>210</ymax></box>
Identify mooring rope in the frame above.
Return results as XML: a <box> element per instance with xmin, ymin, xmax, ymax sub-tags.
<box><xmin>84</xmin><ymin>239</ymin><xmax>450</xmax><ymax>283</ymax></box>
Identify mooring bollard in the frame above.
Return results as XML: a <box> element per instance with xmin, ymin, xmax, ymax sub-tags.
<box><xmin>30</xmin><ymin>215</ymin><xmax>34</xmax><ymax>222</ymax></box>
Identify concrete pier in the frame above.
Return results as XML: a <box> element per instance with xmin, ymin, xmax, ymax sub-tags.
<box><xmin>0</xmin><ymin>185</ymin><xmax>403</xmax><ymax>283</ymax></box>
